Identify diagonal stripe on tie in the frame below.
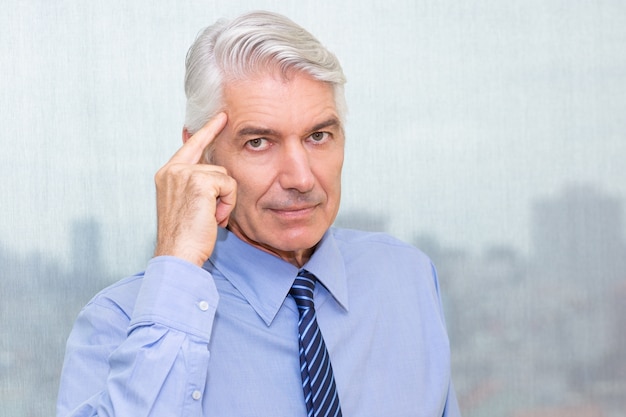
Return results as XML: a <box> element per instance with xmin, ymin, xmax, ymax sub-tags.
<box><xmin>290</xmin><ymin>270</ymin><xmax>343</xmax><ymax>417</ymax></box>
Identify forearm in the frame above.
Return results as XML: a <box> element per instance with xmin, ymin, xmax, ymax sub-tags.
<box><xmin>57</xmin><ymin>257</ymin><xmax>218</xmax><ymax>417</ymax></box>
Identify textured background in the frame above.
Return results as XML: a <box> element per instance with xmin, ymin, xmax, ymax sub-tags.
<box><xmin>1</xmin><ymin>1</ymin><xmax>625</xmax><ymax>416</ymax></box>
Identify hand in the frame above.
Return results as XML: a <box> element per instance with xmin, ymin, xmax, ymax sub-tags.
<box><xmin>153</xmin><ymin>113</ymin><xmax>236</xmax><ymax>266</ymax></box>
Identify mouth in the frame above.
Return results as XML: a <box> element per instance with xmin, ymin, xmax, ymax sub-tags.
<box><xmin>268</xmin><ymin>205</ymin><xmax>318</xmax><ymax>217</ymax></box>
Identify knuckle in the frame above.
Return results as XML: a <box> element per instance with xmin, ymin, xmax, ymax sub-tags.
<box><xmin>155</xmin><ymin>163</ymin><xmax>177</xmax><ymax>182</ymax></box>
<box><xmin>213</xmin><ymin>165</ymin><xmax>228</xmax><ymax>175</ymax></box>
<box><xmin>154</xmin><ymin>166</ymin><xmax>167</xmax><ymax>183</ymax></box>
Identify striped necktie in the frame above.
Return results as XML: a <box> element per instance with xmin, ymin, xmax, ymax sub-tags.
<box><xmin>290</xmin><ymin>270</ymin><xmax>342</xmax><ymax>417</ymax></box>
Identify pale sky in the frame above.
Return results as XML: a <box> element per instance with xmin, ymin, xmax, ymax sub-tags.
<box><xmin>2</xmin><ymin>0</ymin><xmax>625</xmax><ymax>272</ymax></box>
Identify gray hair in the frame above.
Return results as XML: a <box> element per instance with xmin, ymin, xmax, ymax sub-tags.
<box><xmin>183</xmin><ymin>11</ymin><xmax>347</xmax><ymax>135</ymax></box>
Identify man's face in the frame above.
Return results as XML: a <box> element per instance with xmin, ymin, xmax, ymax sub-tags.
<box><xmin>211</xmin><ymin>71</ymin><xmax>344</xmax><ymax>265</ymax></box>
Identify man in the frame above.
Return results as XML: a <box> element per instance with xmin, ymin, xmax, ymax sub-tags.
<box><xmin>57</xmin><ymin>10</ymin><xmax>461</xmax><ymax>417</ymax></box>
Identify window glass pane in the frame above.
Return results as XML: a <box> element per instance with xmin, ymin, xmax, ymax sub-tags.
<box><xmin>2</xmin><ymin>2</ymin><xmax>624</xmax><ymax>415</ymax></box>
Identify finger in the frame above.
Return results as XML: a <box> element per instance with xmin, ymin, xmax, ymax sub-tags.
<box><xmin>215</xmin><ymin>176</ymin><xmax>237</xmax><ymax>227</ymax></box>
<box><xmin>170</xmin><ymin>112</ymin><xmax>227</xmax><ymax>164</ymax></box>
<box><xmin>154</xmin><ymin>158</ymin><xmax>229</xmax><ymax>188</ymax></box>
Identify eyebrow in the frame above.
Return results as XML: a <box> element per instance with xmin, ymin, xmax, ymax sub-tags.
<box><xmin>235</xmin><ymin>117</ymin><xmax>341</xmax><ymax>138</ymax></box>
<box><xmin>310</xmin><ymin>117</ymin><xmax>341</xmax><ymax>133</ymax></box>
<box><xmin>237</xmin><ymin>127</ymin><xmax>280</xmax><ymax>137</ymax></box>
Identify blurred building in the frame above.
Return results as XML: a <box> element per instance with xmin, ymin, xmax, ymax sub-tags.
<box><xmin>531</xmin><ymin>184</ymin><xmax>625</xmax><ymax>286</ymax></box>
<box><xmin>434</xmin><ymin>184</ymin><xmax>626</xmax><ymax>417</ymax></box>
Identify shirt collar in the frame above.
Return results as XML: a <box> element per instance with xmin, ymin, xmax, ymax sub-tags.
<box><xmin>304</xmin><ymin>229</ymin><xmax>349</xmax><ymax>312</ymax></box>
<box><xmin>205</xmin><ymin>227</ymin><xmax>349</xmax><ymax>326</ymax></box>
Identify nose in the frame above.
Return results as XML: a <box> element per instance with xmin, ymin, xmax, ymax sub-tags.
<box><xmin>278</xmin><ymin>140</ymin><xmax>315</xmax><ymax>193</ymax></box>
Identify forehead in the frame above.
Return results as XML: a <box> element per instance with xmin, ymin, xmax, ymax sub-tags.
<box><xmin>222</xmin><ymin>71</ymin><xmax>340</xmax><ymax>133</ymax></box>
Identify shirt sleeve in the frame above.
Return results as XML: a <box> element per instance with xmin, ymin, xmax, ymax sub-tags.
<box><xmin>56</xmin><ymin>256</ymin><xmax>219</xmax><ymax>417</ymax></box>
<box><xmin>442</xmin><ymin>381</ymin><xmax>462</xmax><ymax>417</ymax></box>
<box><xmin>429</xmin><ymin>262</ymin><xmax>463</xmax><ymax>417</ymax></box>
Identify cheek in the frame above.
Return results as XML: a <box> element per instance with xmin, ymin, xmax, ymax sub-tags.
<box><xmin>232</xmin><ymin>168</ymin><xmax>271</xmax><ymax>207</ymax></box>
<box><xmin>322</xmin><ymin>157</ymin><xmax>344</xmax><ymax>193</ymax></box>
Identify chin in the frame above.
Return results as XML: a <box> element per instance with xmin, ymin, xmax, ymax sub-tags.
<box><xmin>270</xmin><ymin>227</ymin><xmax>326</xmax><ymax>251</ymax></box>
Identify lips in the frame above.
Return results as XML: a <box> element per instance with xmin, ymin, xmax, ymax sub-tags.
<box><xmin>269</xmin><ymin>205</ymin><xmax>317</xmax><ymax>214</ymax></box>
<box><xmin>262</xmin><ymin>192</ymin><xmax>324</xmax><ymax>219</ymax></box>
<box><xmin>264</xmin><ymin>194</ymin><xmax>323</xmax><ymax>213</ymax></box>
<box><xmin>266</xmin><ymin>203</ymin><xmax>321</xmax><ymax>220</ymax></box>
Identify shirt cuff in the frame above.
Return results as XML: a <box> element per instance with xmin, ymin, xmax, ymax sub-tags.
<box><xmin>129</xmin><ymin>256</ymin><xmax>219</xmax><ymax>341</ymax></box>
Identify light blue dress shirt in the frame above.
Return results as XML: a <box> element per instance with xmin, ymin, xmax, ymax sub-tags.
<box><xmin>57</xmin><ymin>227</ymin><xmax>461</xmax><ymax>416</ymax></box>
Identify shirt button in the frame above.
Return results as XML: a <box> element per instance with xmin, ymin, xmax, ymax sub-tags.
<box><xmin>192</xmin><ymin>390</ymin><xmax>202</xmax><ymax>400</ymax></box>
<box><xmin>198</xmin><ymin>301</ymin><xmax>209</xmax><ymax>311</ymax></box>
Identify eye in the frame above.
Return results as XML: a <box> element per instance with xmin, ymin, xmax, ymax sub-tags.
<box><xmin>245</xmin><ymin>138</ymin><xmax>269</xmax><ymax>150</ymax></box>
<box><xmin>309</xmin><ymin>132</ymin><xmax>330</xmax><ymax>143</ymax></box>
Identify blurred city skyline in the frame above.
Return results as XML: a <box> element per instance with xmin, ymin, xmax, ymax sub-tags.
<box><xmin>3</xmin><ymin>179</ymin><xmax>621</xmax><ymax>274</ymax></box>
<box><xmin>2</xmin><ymin>181</ymin><xmax>624</xmax><ymax>416</ymax></box>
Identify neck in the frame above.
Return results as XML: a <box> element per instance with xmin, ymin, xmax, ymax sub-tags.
<box><xmin>226</xmin><ymin>225</ymin><xmax>316</xmax><ymax>268</ymax></box>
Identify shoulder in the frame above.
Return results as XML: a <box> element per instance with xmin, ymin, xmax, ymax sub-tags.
<box><xmin>330</xmin><ymin>227</ymin><xmax>432</xmax><ymax>267</ymax></box>
<box><xmin>330</xmin><ymin>227</ymin><xmax>441</xmax><ymax>294</ymax></box>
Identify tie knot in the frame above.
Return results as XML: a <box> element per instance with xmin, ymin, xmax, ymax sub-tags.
<box><xmin>290</xmin><ymin>270</ymin><xmax>317</xmax><ymax>310</ymax></box>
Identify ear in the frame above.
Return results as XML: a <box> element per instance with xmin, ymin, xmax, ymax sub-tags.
<box><xmin>182</xmin><ymin>127</ymin><xmax>192</xmax><ymax>144</ymax></box>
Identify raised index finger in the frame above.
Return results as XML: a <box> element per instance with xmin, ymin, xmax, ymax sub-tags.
<box><xmin>170</xmin><ymin>112</ymin><xmax>228</xmax><ymax>164</ymax></box>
